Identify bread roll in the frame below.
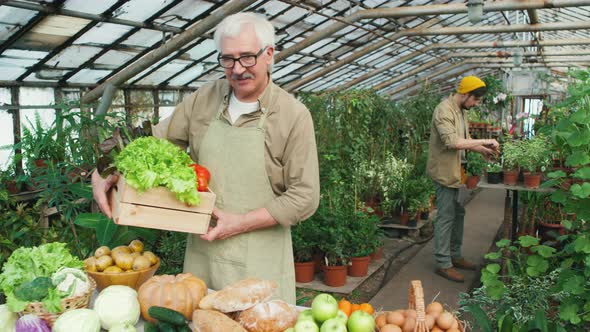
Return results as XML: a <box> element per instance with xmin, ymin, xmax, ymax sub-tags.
<box><xmin>199</xmin><ymin>278</ymin><xmax>277</xmax><ymax>312</ymax></box>
<box><xmin>237</xmin><ymin>300</ymin><xmax>298</xmax><ymax>332</ymax></box>
<box><xmin>193</xmin><ymin>309</ymin><xmax>247</xmax><ymax>332</ymax></box>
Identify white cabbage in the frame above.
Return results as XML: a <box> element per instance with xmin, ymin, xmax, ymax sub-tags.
<box><xmin>53</xmin><ymin>309</ymin><xmax>100</xmax><ymax>332</ymax></box>
<box><xmin>94</xmin><ymin>286</ymin><xmax>140</xmax><ymax>330</ymax></box>
<box><xmin>109</xmin><ymin>323</ymin><xmax>137</xmax><ymax>332</ymax></box>
<box><xmin>0</xmin><ymin>304</ymin><xmax>17</xmax><ymax>332</ymax></box>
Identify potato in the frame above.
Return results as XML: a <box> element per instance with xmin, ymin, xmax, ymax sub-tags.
<box><xmin>96</xmin><ymin>255</ymin><xmax>113</xmax><ymax>272</ymax></box>
<box><xmin>375</xmin><ymin>314</ymin><xmax>387</xmax><ymax>328</ymax></box>
<box><xmin>114</xmin><ymin>252</ymin><xmax>134</xmax><ymax>270</ymax></box>
<box><xmin>128</xmin><ymin>239</ymin><xmax>144</xmax><ymax>253</ymax></box>
<box><xmin>143</xmin><ymin>251</ymin><xmax>158</xmax><ymax>265</ymax></box>
<box><xmin>111</xmin><ymin>245</ymin><xmax>132</xmax><ymax>259</ymax></box>
<box><xmin>402</xmin><ymin>316</ymin><xmax>415</xmax><ymax>332</ymax></box>
<box><xmin>132</xmin><ymin>255</ymin><xmax>151</xmax><ymax>271</ymax></box>
<box><xmin>84</xmin><ymin>257</ymin><xmax>97</xmax><ymax>272</ymax></box>
<box><xmin>103</xmin><ymin>265</ymin><xmax>123</xmax><ymax>274</ymax></box>
<box><xmin>386</xmin><ymin>311</ymin><xmax>405</xmax><ymax>326</ymax></box>
<box><xmin>94</xmin><ymin>245</ymin><xmax>111</xmax><ymax>258</ymax></box>
<box><xmin>426</xmin><ymin>301</ymin><xmax>443</xmax><ymax>316</ymax></box>
<box><xmin>436</xmin><ymin>312</ymin><xmax>454</xmax><ymax>330</ymax></box>
<box><xmin>381</xmin><ymin>324</ymin><xmax>402</xmax><ymax>332</ymax></box>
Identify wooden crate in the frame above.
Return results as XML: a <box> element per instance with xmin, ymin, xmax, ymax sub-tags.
<box><xmin>109</xmin><ymin>175</ymin><xmax>216</xmax><ymax>234</ymax></box>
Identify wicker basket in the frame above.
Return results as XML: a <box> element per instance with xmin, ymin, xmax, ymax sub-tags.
<box><xmin>409</xmin><ymin>280</ymin><xmax>429</xmax><ymax>332</ymax></box>
<box><xmin>376</xmin><ymin>280</ymin><xmax>466</xmax><ymax>332</ymax></box>
<box><xmin>20</xmin><ymin>276</ymin><xmax>97</xmax><ymax>327</ymax></box>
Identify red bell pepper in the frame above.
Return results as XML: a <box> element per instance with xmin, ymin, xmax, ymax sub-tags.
<box><xmin>189</xmin><ymin>164</ymin><xmax>211</xmax><ymax>192</ymax></box>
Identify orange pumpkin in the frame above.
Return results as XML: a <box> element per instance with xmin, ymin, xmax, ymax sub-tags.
<box><xmin>138</xmin><ymin>273</ymin><xmax>207</xmax><ymax>322</ymax></box>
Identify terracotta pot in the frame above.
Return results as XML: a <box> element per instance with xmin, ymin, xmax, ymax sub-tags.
<box><xmin>523</xmin><ymin>172</ymin><xmax>542</xmax><ymax>188</ymax></box>
<box><xmin>537</xmin><ymin>222</ymin><xmax>565</xmax><ymax>244</ymax></box>
<box><xmin>466</xmin><ymin>175</ymin><xmax>480</xmax><ymax>189</ymax></box>
<box><xmin>34</xmin><ymin>159</ymin><xmax>48</xmax><ymax>168</ymax></box>
<box><xmin>559</xmin><ymin>178</ymin><xmax>573</xmax><ymax>191</ymax></box>
<box><xmin>487</xmin><ymin>172</ymin><xmax>502</xmax><ymax>184</ymax></box>
<box><xmin>503</xmin><ymin>170</ymin><xmax>519</xmax><ymax>185</ymax></box>
<box><xmin>347</xmin><ymin>256</ymin><xmax>370</xmax><ymax>277</ymax></box>
<box><xmin>294</xmin><ymin>261</ymin><xmax>315</xmax><ymax>283</ymax></box>
<box><xmin>312</xmin><ymin>252</ymin><xmax>324</xmax><ymax>273</ymax></box>
<box><xmin>323</xmin><ymin>265</ymin><xmax>347</xmax><ymax>287</ymax></box>
<box><xmin>4</xmin><ymin>180</ymin><xmax>19</xmax><ymax>194</ymax></box>
<box><xmin>369</xmin><ymin>247</ymin><xmax>383</xmax><ymax>261</ymax></box>
<box><xmin>399</xmin><ymin>212</ymin><xmax>409</xmax><ymax>226</ymax></box>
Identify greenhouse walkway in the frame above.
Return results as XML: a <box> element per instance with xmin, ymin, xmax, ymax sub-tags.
<box><xmin>370</xmin><ymin>188</ymin><xmax>505</xmax><ymax>311</ymax></box>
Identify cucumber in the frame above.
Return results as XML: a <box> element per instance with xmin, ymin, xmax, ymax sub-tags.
<box><xmin>143</xmin><ymin>321</ymin><xmax>159</xmax><ymax>332</ymax></box>
<box><xmin>176</xmin><ymin>324</ymin><xmax>192</xmax><ymax>332</ymax></box>
<box><xmin>157</xmin><ymin>321</ymin><xmax>177</xmax><ymax>332</ymax></box>
<box><xmin>148</xmin><ymin>306</ymin><xmax>187</xmax><ymax>326</ymax></box>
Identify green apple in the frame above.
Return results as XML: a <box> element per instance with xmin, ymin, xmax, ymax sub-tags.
<box><xmin>347</xmin><ymin>310</ymin><xmax>375</xmax><ymax>332</ymax></box>
<box><xmin>298</xmin><ymin>309</ymin><xmax>315</xmax><ymax>322</ymax></box>
<box><xmin>334</xmin><ymin>310</ymin><xmax>348</xmax><ymax>324</ymax></box>
<box><xmin>311</xmin><ymin>293</ymin><xmax>338</xmax><ymax>323</ymax></box>
<box><xmin>294</xmin><ymin>319</ymin><xmax>319</xmax><ymax>332</ymax></box>
<box><xmin>319</xmin><ymin>318</ymin><xmax>347</xmax><ymax>332</ymax></box>
<box><xmin>284</xmin><ymin>328</ymin><xmax>295</xmax><ymax>332</ymax></box>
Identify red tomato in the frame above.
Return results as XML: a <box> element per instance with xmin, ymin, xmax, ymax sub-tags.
<box><xmin>189</xmin><ymin>164</ymin><xmax>211</xmax><ymax>192</ymax></box>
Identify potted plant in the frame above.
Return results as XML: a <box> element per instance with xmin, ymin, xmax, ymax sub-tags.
<box><xmin>18</xmin><ymin>113</ymin><xmax>65</xmax><ymax>168</ymax></box>
<box><xmin>536</xmin><ymin>200</ymin><xmax>566</xmax><ymax>244</ymax></box>
<box><xmin>485</xmin><ymin>161</ymin><xmax>503</xmax><ymax>184</ymax></box>
<box><xmin>344</xmin><ymin>211</ymin><xmax>379</xmax><ymax>277</ymax></box>
<box><xmin>376</xmin><ymin>153</ymin><xmax>413</xmax><ymax>225</ymax></box>
<box><xmin>502</xmin><ymin>138</ymin><xmax>520</xmax><ymax>185</ymax></box>
<box><xmin>466</xmin><ymin>152</ymin><xmax>485</xmax><ymax>189</ymax></box>
<box><xmin>318</xmin><ymin>229</ymin><xmax>348</xmax><ymax>287</ymax></box>
<box><xmin>517</xmin><ymin>135</ymin><xmax>551</xmax><ymax>188</ymax></box>
<box><xmin>291</xmin><ymin>221</ymin><xmax>316</xmax><ymax>283</ymax></box>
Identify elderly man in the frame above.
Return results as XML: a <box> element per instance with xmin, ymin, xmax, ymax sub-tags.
<box><xmin>427</xmin><ymin>76</ymin><xmax>499</xmax><ymax>282</ymax></box>
<box><xmin>92</xmin><ymin>12</ymin><xmax>320</xmax><ymax>303</ymax></box>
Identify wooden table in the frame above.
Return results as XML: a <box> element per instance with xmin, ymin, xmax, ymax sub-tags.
<box><xmin>477</xmin><ymin>178</ymin><xmax>554</xmax><ymax>241</ymax></box>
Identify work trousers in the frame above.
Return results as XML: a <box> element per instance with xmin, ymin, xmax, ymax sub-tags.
<box><xmin>434</xmin><ymin>182</ymin><xmax>466</xmax><ymax>269</ymax></box>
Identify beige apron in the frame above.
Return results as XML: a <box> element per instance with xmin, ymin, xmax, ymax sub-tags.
<box><xmin>183</xmin><ymin>104</ymin><xmax>296</xmax><ymax>304</ymax></box>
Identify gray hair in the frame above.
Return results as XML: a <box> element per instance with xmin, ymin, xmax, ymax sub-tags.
<box><xmin>213</xmin><ymin>12</ymin><xmax>275</xmax><ymax>72</ymax></box>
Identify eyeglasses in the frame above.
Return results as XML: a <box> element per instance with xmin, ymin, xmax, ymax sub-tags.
<box><xmin>217</xmin><ymin>47</ymin><xmax>266</xmax><ymax>69</ymax></box>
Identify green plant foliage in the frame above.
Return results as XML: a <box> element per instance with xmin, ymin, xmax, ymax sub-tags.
<box><xmin>466</xmin><ymin>152</ymin><xmax>486</xmax><ymax>176</ymax></box>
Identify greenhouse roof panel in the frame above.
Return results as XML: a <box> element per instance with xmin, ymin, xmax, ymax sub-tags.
<box><xmin>0</xmin><ymin>0</ymin><xmax>587</xmax><ymax>94</ymax></box>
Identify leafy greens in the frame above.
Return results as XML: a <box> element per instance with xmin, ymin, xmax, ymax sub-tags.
<box><xmin>114</xmin><ymin>137</ymin><xmax>200</xmax><ymax>205</ymax></box>
<box><xmin>0</xmin><ymin>242</ymin><xmax>83</xmax><ymax>312</ymax></box>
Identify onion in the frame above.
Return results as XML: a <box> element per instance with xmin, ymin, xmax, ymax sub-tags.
<box><xmin>15</xmin><ymin>314</ymin><xmax>51</xmax><ymax>332</ymax></box>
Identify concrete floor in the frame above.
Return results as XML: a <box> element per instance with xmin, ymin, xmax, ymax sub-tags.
<box><xmin>370</xmin><ymin>188</ymin><xmax>505</xmax><ymax>312</ymax></box>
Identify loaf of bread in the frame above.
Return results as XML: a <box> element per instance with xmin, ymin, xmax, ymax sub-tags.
<box><xmin>199</xmin><ymin>278</ymin><xmax>277</xmax><ymax>312</ymax></box>
<box><xmin>193</xmin><ymin>309</ymin><xmax>247</xmax><ymax>332</ymax></box>
<box><xmin>237</xmin><ymin>300</ymin><xmax>298</xmax><ymax>332</ymax></box>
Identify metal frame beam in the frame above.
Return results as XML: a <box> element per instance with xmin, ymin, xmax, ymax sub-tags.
<box><xmin>0</xmin><ymin>0</ymin><xmax>67</xmax><ymax>56</ymax></box>
<box><xmin>82</xmin><ymin>0</ymin><xmax>257</xmax><ymax>103</ymax></box>
<box><xmin>3</xmin><ymin>0</ymin><xmax>183</xmax><ymax>33</ymax></box>
<box><xmin>276</xmin><ymin>0</ymin><xmax>590</xmax><ymax>63</ymax></box>
<box><xmin>16</xmin><ymin>0</ymin><xmax>130</xmax><ymax>82</ymax></box>
<box><xmin>289</xmin><ymin>20</ymin><xmax>590</xmax><ymax>91</ymax></box>
<box><xmin>58</xmin><ymin>0</ymin><xmax>185</xmax><ymax>84</ymax></box>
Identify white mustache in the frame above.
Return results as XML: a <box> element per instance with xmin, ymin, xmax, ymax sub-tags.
<box><xmin>231</xmin><ymin>72</ymin><xmax>254</xmax><ymax>80</ymax></box>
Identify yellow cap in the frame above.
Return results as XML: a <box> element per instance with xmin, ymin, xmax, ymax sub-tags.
<box><xmin>457</xmin><ymin>76</ymin><xmax>486</xmax><ymax>94</ymax></box>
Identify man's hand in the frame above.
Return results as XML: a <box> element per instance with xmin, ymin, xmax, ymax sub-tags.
<box><xmin>471</xmin><ymin>145</ymin><xmax>497</xmax><ymax>159</ymax></box>
<box><xmin>484</xmin><ymin>139</ymin><xmax>500</xmax><ymax>150</ymax></box>
<box><xmin>201</xmin><ymin>208</ymin><xmax>248</xmax><ymax>241</ymax></box>
<box><xmin>91</xmin><ymin>170</ymin><xmax>119</xmax><ymax>219</ymax></box>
